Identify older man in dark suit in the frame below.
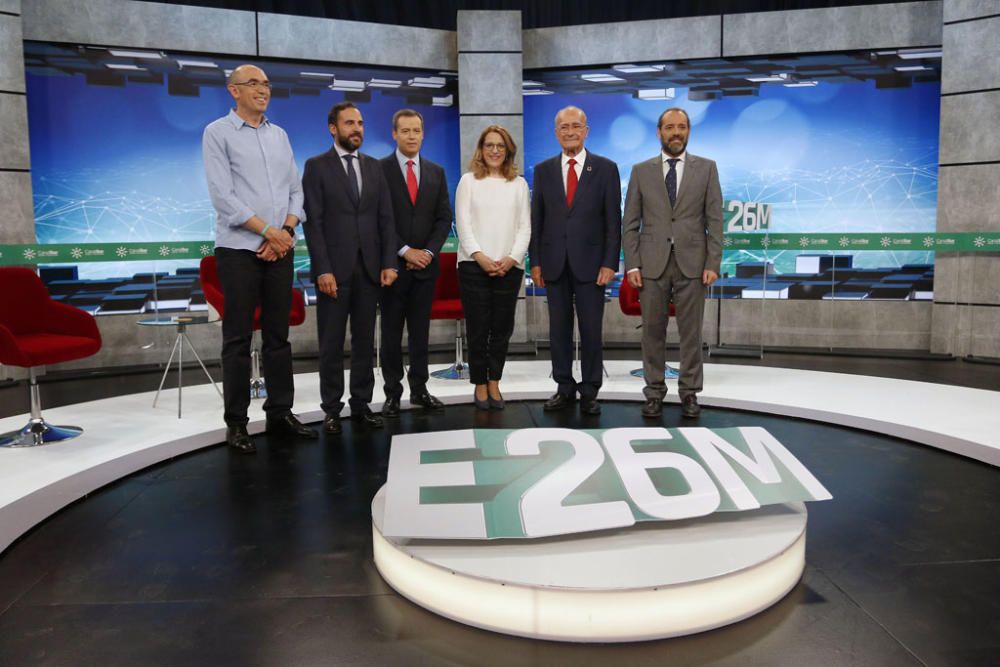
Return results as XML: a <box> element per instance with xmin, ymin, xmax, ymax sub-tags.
<box><xmin>378</xmin><ymin>109</ymin><xmax>453</xmax><ymax>417</ymax></box>
<box><xmin>622</xmin><ymin>107</ymin><xmax>723</xmax><ymax>419</ymax></box>
<box><xmin>530</xmin><ymin>106</ymin><xmax>622</xmax><ymax>416</ymax></box>
<box><xmin>302</xmin><ymin>101</ymin><xmax>397</xmax><ymax>435</ymax></box>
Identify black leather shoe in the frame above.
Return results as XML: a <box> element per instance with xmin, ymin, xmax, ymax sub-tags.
<box><xmin>323</xmin><ymin>414</ymin><xmax>342</xmax><ymax>435</ymax></box>
<box><xmin>641</xmin><ymin>397</ymin><xmax>663</xmax><ymax>419</ymax></box>
<box><xmin>266</xmin><ymin>413</ymin><xmax>318</xmax><ymax>438</ymax></box>
<box><xmin>410</xmin><ymin>389</ymin><xmax>445</xmax><ymax>410</ymax></box>
<box><xmin>382</xmin><ymin>395</ymin><xmax>401</xmax><ymax>418</ymax></box>
<box><xmin>226</xmin><ymin>425</ymin><xmax>256</xmax><ymax>454</ymax></box>
<box><xmin>543</xmin><ymin>393</ymin><xmax>575</xmax><ymax>411</ymax></box>
<box><xmin>580</xmin><ymin>397</ymin><xmax>601</xmax><ymax>416</ymax></box>
<box><xmin>352</xmin><ymin>409</ymin><xmax>384</xmax><ymax>429</ymax></box>
<box><xmin>681</xmin><ymin>395</ymin><xmax>701</xmax><ymax>418</ymax></box>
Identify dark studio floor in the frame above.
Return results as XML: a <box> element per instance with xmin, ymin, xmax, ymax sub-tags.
<box><xmin>0</xmin><ymin>352</ymin><xmax>998</xmax><ymax>666</ymax></box>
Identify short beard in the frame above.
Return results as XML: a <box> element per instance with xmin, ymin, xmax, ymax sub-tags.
<box><xmin>661</xmin><ymin>139</ymin><xmax>686</xmax><ymax>157</ymax></box>
<box><xmin>336</xmin><ymin>133</ymin><xmax>361</xmax><ymax>153</ymax></box>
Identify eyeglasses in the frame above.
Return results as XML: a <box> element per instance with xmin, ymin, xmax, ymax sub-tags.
<box><xmin>232</xmin><ymin>80</ymin><xmax>272</xmax><ymax>90</ymax></box>
<box><xmin>557</xmin><ymin>123</ymin><xmax>586</xmax><ymax>133</ymax></box>
<box><xmin>483</xmin><ymin>142</ymin><xmax>507</xmax><ymax>152</ymax></box>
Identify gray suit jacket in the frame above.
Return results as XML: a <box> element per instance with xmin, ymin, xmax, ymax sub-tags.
<box><xmin>622</xmin><ymin>153</ymin><xmax>723</xmax><ymax>280</ymax></box>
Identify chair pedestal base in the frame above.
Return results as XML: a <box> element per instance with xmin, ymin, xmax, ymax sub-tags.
<box><xmin>630</xmin><ymin>364</ymin><xmax>681</xmax><ymax>379</ymax></box>
<box><xmin>250</xmin><ymin>341</ymin><xmax>267</xmax><ymax>399</ymax></box>
<box><xmin>431</xmin><ymin>322</ymin><xmax>469</xmax><ymax>380</ymax></box>
<box><xmin>0</xmin><ymin>418</ymin><xmax>83</xmax><ymax>448</ymax></box>
<box><xmin>431</xmin><ymin>361</ymin><xmax>470</xmax><ymax>381</ymax></box>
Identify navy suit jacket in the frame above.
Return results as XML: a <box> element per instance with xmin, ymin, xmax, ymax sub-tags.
<box><xmin>302</xmin><ymin>147</ymin><xmax>396</xmax><ymax>285</ymax></box>
<box><xmin>529</xmin><ymin>151</ymin><xmax>622</xmax><ymax>282</ymax></box>
<box><xmin>379</xmin><ymin>154</ymin><xmax>453</xmax><ymax>281</ymax></box>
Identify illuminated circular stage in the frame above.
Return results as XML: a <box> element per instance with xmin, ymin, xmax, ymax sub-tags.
<box><xmin>372</xmin><ymin>487</ymin><xmax>808</xmax><ymax>642</ymax></box>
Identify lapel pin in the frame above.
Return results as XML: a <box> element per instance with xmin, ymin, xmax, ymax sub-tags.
<box><xmin>586</xmin><ymin>165</ymin><xmax>592</xmax><ymax>172</ymax></box>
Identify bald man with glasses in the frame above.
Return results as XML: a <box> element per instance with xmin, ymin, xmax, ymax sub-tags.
<box><xmin>203</xmin><ymin>64</ymin><xmax>317</xmax><ymax>454</ymax></box>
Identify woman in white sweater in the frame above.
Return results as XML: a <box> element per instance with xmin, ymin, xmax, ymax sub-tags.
<box><xmin>455</xmin><ymin>125</ymin><xmax>531</xmax><ymax>410</ymax></box>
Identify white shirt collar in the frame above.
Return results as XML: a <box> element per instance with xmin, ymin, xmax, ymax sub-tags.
<box><xmin>562</xmin><ymin>147</ymin><xmax>587</xmax><ymax>168</ymax></box>
<box><xmin>661</xmin><ymin>150</ymin><xmax>686</xmax><ymax>164</ymax></box>
<box><xmin>396</xmin><ymin>149</ymin><xmax>419</xmax><ymax>169</ymax></box>
<box><xmin>334</xmin><ymin>142</ymin><xmax>359</xmax><ymax>159</ymax></box>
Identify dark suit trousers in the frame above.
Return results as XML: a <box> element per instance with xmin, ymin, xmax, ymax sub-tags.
<box><xmin>458</xmin><ymin>262</ymin><xmax>523</xmax><ymax>385</ymax></box>
<box><xmin>546</xmin><ymin>263</ymin><xmax>606</xmax><ymax>399</ymax></box>
<box><xmin>638</xmin><ymin>249</ymin><xmax>706</xmax><ymax>401</ymax></box>
<box><xmin>215</xmin><ymin>247</ymin><xmax>294</xmax><ymax>425</ymax></box>
<box><xmin>316</xmin><ymin>255</ymin><xmax>379</xmax><ymax>415</ymax></box>
<box><xmin>379</xmin><ymin>268</ymin><xmax>436</xmax><ymax>399</ymax></box>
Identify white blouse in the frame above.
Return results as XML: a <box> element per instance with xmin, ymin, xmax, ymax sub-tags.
<box><xmin>454</xmin><ymin>172</ymin><xmax>532</xmax><ymax>268</ymax></box>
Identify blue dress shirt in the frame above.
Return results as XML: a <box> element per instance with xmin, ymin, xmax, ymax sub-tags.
<box><xmin>203</xmin><ymin>109</ymin><xmax>305</xmax><ymax>251</ymax></box>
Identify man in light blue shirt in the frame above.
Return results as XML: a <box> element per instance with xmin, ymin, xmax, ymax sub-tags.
<box><xmin>203</xmin><ymin>64</ymin><xmax>316</xmax><ymax>453</ymax></box>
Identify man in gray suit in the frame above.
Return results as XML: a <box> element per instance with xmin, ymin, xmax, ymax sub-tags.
<box><xmin>622</xmin><ymin>107</ymin><xmax>722</xmax><ymax>419</ymax></box>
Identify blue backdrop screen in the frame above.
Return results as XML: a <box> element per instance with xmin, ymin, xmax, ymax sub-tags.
<box><xmin>522</xmin><ymin>52</ymin><xmax>941</xmax><ymax>277</ymax></box>
<box><xmin>25</xmin><ymin>43</ymin><xmax>460</xmax><ymax>278</ymax></box>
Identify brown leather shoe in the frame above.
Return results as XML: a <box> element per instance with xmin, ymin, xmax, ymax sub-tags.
<box><xmin>641</xmin><ymin>397</ymin><xmax>663</xmax><ymax>419</ymax></box>
<box><xmin>681</xmin><ymin>394</ymin><xmax>701</xmax><ymax>418</ymax></box>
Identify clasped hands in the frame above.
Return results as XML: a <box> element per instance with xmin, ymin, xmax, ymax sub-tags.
<box><xmin>402</xmin><ymin>247</ymin><xmax>433</xmax><ymax>271</ymax></box>
<box><xmin>256</xmin><ymin>227</ymin><xmax>295</xmax><ymax>262</ymax></box>
<box><xmin>474</xmin><ymin>252</ymin><xmax>517</xmax><ymax>277</ymax></box>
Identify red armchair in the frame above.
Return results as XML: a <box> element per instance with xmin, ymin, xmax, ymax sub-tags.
<box><xmin>199</xmin><ymin>256</ymin><xmax>306</xmax><ymax>398</ymax></box>
<box><xmin>0</xmin><ymin>267</ymin><xmax>103</xmax><ymax>447</ymax></box>
<box><xmin>429</xmin><ymin>252</ymin><xmax>468</xmax><ymax>380</ymax></box>
<box><xmin>617</xmin><ymin>277</ymin><xmax>679</xmax><ymax>379</ymax></box>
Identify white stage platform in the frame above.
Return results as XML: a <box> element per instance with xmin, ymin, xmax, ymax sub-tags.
<box><xmin>1</xmin><ymin>360</ymin><xmax>998</xmax><ymax>555</ymax></box>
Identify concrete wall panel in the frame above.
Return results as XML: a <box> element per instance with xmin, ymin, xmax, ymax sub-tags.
<box><xmin>724</xmin><ymin>2</ymin><xmax>942</xmax><ymax>57</ymax></box>
<box><xmin>0</xmin><ymin>92</ymin><xmax>29</xmax><ymax>169</ymax></box>
<box><xmin>22</xmin><ymin>0</ymin><xmax>256</xmax><ymax>56</ymax></box>
<box><xmin>458</xmin><ymin>53</ymin><xmax>522</xmax><ymax>115</ymax></box>
<box><xmin>944</xmin><ymin>0</ymin><xmax>1000</xmax><ymax>23</ymax></box>
<box><xmin>524</xmin><ymin>16</ymin><xmax>719</xmax><ymax>69</ymax></box>
<box><xmin>0</xmin><ymin>171</ymin><xmax>34</xmax><ymax>244</ymax></box>
<box><xmin>941</xmin><ymin>14</ymin><xmax>1000</xmax><ymax>93</ymax></box>
<box><xmin>259</xmin><ymin>12</ymin><xmax>456</xmax><ymax>71</ymax></box>
<box><xmin>936</xmin><ymin>164</ymin><xmax>1000</xmax><ymax>233</ymax></box>
<box><xmin>0</xmin><ymin>14</ymin><xmax>25</xmax><ymax>93</ymax></box>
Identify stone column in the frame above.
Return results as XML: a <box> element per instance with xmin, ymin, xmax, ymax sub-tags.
<box><xmin>0</xmin><ymin>0</ymin><xmax>34</xmax><ymax>245</ymax></box>
<box><xmin>931</xmin><ymin>1</ymin><xmax>1000</xmax><ymax>358</ymax></box>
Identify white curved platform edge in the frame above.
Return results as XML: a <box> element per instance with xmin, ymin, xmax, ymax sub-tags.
<box><xmin>1</xmin><ymin>360</ymin><xmax>997</xmax><ymax>555</ymax></box>
<box><xmin>372</xmin><ymin>488</ymin><xmax>808</xmax><ymax>641</ymax></box>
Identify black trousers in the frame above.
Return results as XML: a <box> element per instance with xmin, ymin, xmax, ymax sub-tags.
<box><xmin>380</xmin><ymin>268</ymin><xmax>436</xmax><ymax>399</ymax></box>
<box><xmin>316</xmin><ymin>256</ymin><xmax>380</xmax><ymax>415</ymax></box>
<box><xmin>215</xmin><ymin>247</ymin><xmax>294</xmax><ymax>426</ymax></box>
<box><xmin>458</xmin><ymin>261</ymin><xmax>523</xmax><ymax>385</ymax></box>
<box><xmin>546</xmin><ymin>263</ymin><xmax>606</xmax><ymax>400</ymax></box>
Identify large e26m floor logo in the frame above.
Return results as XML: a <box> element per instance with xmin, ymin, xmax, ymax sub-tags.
<box><xmin>383</xmin><ymin>427</ymin><xmax>832</xmax><ymax>540</ymax></box>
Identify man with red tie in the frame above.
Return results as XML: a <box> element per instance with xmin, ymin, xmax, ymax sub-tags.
<box><xmin>530</xmin><ymin>106</ymin><xmax>622</xmax><ymax>416</ymax></box>
<box><xmin>378</xmin><ymin>109</ymin><xmax>453</xmax><ymax>417</ymax></box>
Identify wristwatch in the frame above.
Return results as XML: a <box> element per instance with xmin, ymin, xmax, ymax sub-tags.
<box><xmin>281</xmin><ymin>224</ymin><xmax>296</xmax><ymax>238</ymax></box>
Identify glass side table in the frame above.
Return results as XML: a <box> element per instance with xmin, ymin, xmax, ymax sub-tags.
<box><xmin>136</xmin><ymin>315</ymin><xmax>222</xmax><ymax>418</ymax></box>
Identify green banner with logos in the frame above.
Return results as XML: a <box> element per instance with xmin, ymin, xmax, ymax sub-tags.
<box><xmin>0</xmin><ymin>241</ymin><xmax>218</xmax><ymax>266</ymax></box>
<box><xmin>722</xmin><ymin>232</ymin><xmax>1000</xmax><ymax>252</ymax></box>
<box><xmin>1</xmin><ymin>232</ymin><xmax>997</xmax><ymax>268</ymax></box>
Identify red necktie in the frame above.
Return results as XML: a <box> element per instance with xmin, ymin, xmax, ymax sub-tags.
<box><xmin>565</xmin><ymin>158</ymin><xmax>578</xmax><ymax>207</ymax></box>
<box><xmin>406</xmin><ymin>160</ymin><xmax>418</xmax><ymax>205</ymax></box>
